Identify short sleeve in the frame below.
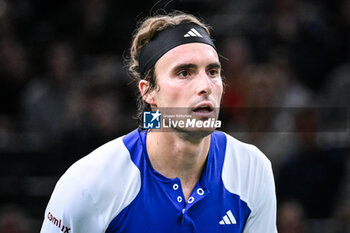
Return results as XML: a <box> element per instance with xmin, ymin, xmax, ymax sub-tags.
<box><xmin>242</xmin><ymin>161</ymin><xmax>278</xmax><ymax>233</ymax></box>
<box><xmin>40</xmin><ymin>176</ymin><xmax>103</xmax><ymax>233</ymax></box>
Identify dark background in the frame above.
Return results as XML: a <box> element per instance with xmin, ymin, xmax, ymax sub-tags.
<box><xmin>0</xmin><ymin>0</ymin><xmax>349</xmax><ymax>232</ymax></box>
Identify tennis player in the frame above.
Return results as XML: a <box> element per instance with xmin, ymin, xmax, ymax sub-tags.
<box><xmin>40</xmin><ymin>11</ymin><xmax>277</xmax><ymax>233</ymax></box>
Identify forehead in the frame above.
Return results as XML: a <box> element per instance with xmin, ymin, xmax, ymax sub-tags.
<box><xmin>155</xmin><ymin>43</ymin><xmax>219</xmax><ymax>71</ymax></box>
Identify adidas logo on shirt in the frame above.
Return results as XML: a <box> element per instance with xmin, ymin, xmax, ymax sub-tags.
<box><xmin>219</xmin><ymin>210</ymin><xmax>237</xmax><ymax>225</ymax></box>
<box><xmin>184</xmin><ymin>28</ymin><xmax>203</xmax><ymax>38</ymax></box>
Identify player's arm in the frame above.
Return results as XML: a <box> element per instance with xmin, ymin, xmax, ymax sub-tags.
<box><xmin>243</xmin><ymin>160</ymin><xmax>278</xmax><ymax>233</ymax></box>
<box><xmin>40</xmin><ymin>175</ymin><xmax>102</xmax><ymax>233</ymax></box>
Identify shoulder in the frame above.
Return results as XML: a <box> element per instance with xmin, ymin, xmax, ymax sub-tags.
<box><xmin>220</xmin><ymin>132</ymin><xmax>273</xmax><ymax>207</ymax></box>
<box><xmin>223</xmin><ymin>132</ymin><xmax>271</xmax><ymax>166</ymax></box>
<box><xmin>62</xmin><ymin>129</ymin><xmax>142</xmax><ymax>210</ymax></box>
<box><xmin>64</xmin><ymin>133</ymin><xmax>140</xmax><ymax>185</ymax></box>
<box><xmin>221</xmin><ymin>132</ymin><xmax>272</xmax><ymax>175</ymax></box>
<box><xmin>41</xmin><ymin>130</ymin><xmax>142</xmax><ymax>233</ymax></box>
<box><xmin>218</xmin><ymin>132</ymin><xmax>277</xmax><ymax>233</ymax></box>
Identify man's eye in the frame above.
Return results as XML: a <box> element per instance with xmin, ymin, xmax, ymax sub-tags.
<box><xmin>177</xmin><ymin>70</ymin><xmax>190</xmax><ymax>78</ymax></box>
<box><xmin>208</xmin><ymin>69</ymin><xmax>219</xmax><ymax>77</ymax></box>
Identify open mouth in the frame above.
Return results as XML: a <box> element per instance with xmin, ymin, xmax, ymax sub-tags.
<box><xmin>192</xmin><ymin>103</ymin><xmax>214</xmax><ymax>113</ymax></box>
<box><xmin>193</xmin><ymin>105</ymin><xmax>212</xmax><ymax>112</ymax></box>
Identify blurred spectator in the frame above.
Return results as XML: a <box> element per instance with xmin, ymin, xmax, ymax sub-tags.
<box><xmin>223</xmin><ymin>61</ymin><xmax>309</xmax><ymax>167</ymax></box>
<box><xmin>221</xmin><ymin>36</ymin><xmax>253</xmax><ymax>108</ymax></box>
<box><xmin>277</xmin><ymin>200</ymin><xmax>309</xmax><ymax>233</ymax></box>
<box><xmin>276</xmin><ymin>109</ymin><xmax>347</xmax><ymax>219</ymax></box>
<box><xmin>220</xmin><ymin>36</ymin><xmax>253</xmax><ymax>133</ymax></box>
<box><xmin>266</xmin><ymin>0</ymin><xmax>343</xmax><ymax>91</ymax></box>
<box><xmin>60</xmin><ymin>55</ymin><xmax>135</xmax><ymax>167</ymax></box>
<box><xmin>0</xmin><ymin>204</ymin><xmax>35</xmax><ymax>233</ymax></box>
<box><xmin>71</xmin><ymin>0</ymin><xmax>121</xmax><ymax>54</ymax></box>
<box><xmin>21</xmin><ymin>40</ymin><xmax>76</xmax><ymax>149</ymax></box>
<box><xmin>0</xmin><ymin>37</ymin><xmax>30</xmax><ymax>132</ymax></box>
<box><xmin>61</xmin><ymin>84</ymin><xmax>123</xmax><ymax>166</ymax></box>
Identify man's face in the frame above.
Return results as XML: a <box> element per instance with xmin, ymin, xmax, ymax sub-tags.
<box><xmin>147</xmin><ymin>43</ymin><xmax>223</xmax><ymax>133</ymax></box>
<box><xmin>153</xmin><ymin>43</ymin><xmax>222</xmax><ymax>115</ymax></box>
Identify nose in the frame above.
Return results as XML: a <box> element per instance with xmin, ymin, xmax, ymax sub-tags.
<box><xmin>196</xmin><ymin>71</ymin><xmax>212</xmax><ymax>96</ymax></box>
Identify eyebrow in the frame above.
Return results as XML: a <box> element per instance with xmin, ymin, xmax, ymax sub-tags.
<box><xmin>207</xmin><ymin>62</ymin><xmax>221</xmax><ymax>70</ymax></box>
<box><xmin>172</xmin><ymin>62</ymin><xmax>221</xmax><ymax>73</ymax></box>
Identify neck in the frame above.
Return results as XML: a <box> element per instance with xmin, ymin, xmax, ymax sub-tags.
<box><xmin>146</xmin><ymin>130</ymin><xmax>211</xmax><ymax>200</ymax></box>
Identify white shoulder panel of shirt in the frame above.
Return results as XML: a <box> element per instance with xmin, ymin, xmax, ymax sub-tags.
<box><xmin>222</xmin><ymin>133</ymin><xmax>278</xmax><ymax>233</ymax></box>
<box><xmin>40</xmin><ymin>136</ymin><xmax>141</xmax><ymax>233</ymax></box>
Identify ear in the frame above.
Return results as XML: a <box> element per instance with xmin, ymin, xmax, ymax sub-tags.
<box><xmin>139</xmin><ymin>80</ymin><xmax>156</xmax><ymax>105</ymax></box>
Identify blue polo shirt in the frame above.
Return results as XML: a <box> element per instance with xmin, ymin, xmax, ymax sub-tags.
<box><xmin>40</xmin><ymin>129</ymin><xmax>277</xmax><ymax>233</ymax></box>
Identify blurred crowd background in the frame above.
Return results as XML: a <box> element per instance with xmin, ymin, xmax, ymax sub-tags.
<box><xmin>0</xmin><ymin>0</ymin><xmax>349</xmax><ymax>232</ymax></box>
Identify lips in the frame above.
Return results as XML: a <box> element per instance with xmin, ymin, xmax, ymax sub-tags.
<box><xmin>192</xmin><ymin>102</ymin><xmax>214</xmax><ymax>113</ymax></box>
